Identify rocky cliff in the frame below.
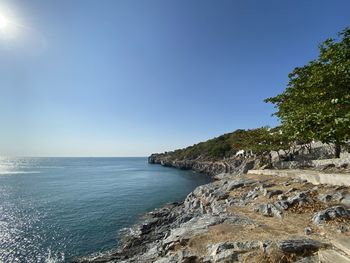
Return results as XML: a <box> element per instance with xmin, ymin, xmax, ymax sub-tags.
<box><xmin>78</xmin><ymin>170</ymin><xmax>350</xmax><ymax>263</ymax></box>
<box><xmin>148</xmin><ymin>153</ymin><xmax>259</xmax><ymax>177</ymax></box>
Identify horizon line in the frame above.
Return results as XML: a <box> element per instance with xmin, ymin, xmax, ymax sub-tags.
<box><xmin>0</xmin><ymin>156</ymin><xmax>149</xmax><ymax>158</ymax></box>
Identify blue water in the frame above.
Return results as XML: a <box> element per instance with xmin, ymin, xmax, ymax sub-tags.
<box><xmin>0</xmin><ymin>157</ymin><xmax>211</xmax><ymax>262</ymax></box>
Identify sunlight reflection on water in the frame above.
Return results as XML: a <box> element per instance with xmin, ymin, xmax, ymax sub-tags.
<box><xmin>0</xmin><ymin>157</ymin><xmax>211</xmax><ymax>262</ymax></box>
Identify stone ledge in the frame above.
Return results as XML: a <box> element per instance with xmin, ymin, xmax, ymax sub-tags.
<box><xmin>318</xmin><ymin>250</ymin><xmax>350</xmax><ymax>263</ymax></box>
<box><xmin>247</xmin><ymin>169</ymin><xmax>350</xmax><ymax>186</ymax></box>
<box><xmin>275</xmin><ymin>157</ymin><xmax>350</xmax><ymax>169</ymax></box>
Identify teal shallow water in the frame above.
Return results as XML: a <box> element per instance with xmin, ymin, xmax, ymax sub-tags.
<box><xmin>0</xmin><ymin>157</ymin><xmax>211</xmax><ymax>262</ymax></box>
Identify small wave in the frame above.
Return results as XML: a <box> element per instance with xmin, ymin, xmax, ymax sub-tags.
<box><xmin>118</xmin><ymin>227</ymin><xmax>133</xmax><ymax>237</ymax></box>
<box><xmin>45</xmin><ymin>249</ymin><xmax>65</xmax><ymax>263</ymax></box>
<box><xmin>0</xmin><ymin>171</ymin><xmax>41</xmax><ymax>175</ymax></box>
<box><xmin>35</xmin><ymin>166</ymin><xmax>65</xmax><ymax>169</ymax></box>
<box><xmin>74</xmin><ymin>250</ymin><xmax>114</xmax><ymax>262</ymax></box>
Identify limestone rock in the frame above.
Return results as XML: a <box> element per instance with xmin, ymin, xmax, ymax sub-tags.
<box><xmin>277</xmin><ymin>239</ymin><xmax>326</xmax><ymax>254</ymax></box>
<box><xmin>318</xmin><ymin>250</ymin><xmax>350</xmax><ymax>263</ymax></box>
<box><xmin>263</xmin><ymin>189</ymin><xmax>283</xmax><ymax>199</ymax></box>
<box><xmin>304</xmin><ymin>227</ymin><xmax>312</xmax><ymax>235</ymax></box>
<box><xmin>256</xmin><ymin>203</ymin><xmax>283</xmax><ymax>218</ymax></box>
<box><xmin>341</xmin><ymin>195</ymin><xmax>350</xmax><ymax>206</ymax></box>
<box><xmin>312</xmin><ymin>206</ymin><xmax>350</xmax><ymax>225</ymax></box>
<box><xmin>295</xmin><ymin>255</ymin><xmax>319</xmax><ymax>263</ymax></box>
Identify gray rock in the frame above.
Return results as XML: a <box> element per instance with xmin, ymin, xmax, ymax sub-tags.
<box><xmin>213</xmin><ymin>173</ymin><xmax>235</xmax><ymax>180</ymax></box>
<box><xmin>277</xmin><ymin>195</ymin><xmax>288</xmax><ymax>200</ymax></box>
<box><xmin>208</xmin><ymin>240</ymin><xmax>261</xmax><ymax>260</ymax></box>
<box><xmin>163</xmin><ymin>215</ymin><xmax>225</xmax><ymax>247</ymax></box>
<box><xmin>208</xmin><ymin>242</ymin><xmax>235</xmax><ymax>255</ymax></box>
<box><xmin>277</xmin><ymin>239</ymin><xmax>326</xmax><ymax>254</ymax></box>
<box><xmin>318</xmin><ymin>194</ymin><xmax>333</xmax><ymax>203</ymax></box>
<box><xmin>207</xmin><ymin>240</ymin><xmax>261</xmax><ymax>263</ymax></box>
<box><xmin>140</xmin><ymin>218</ymin><xmax>160</xmax><ymax>234</ymax></box>
<box><xmin>261</xmin><ymin>182</ymin><xmax>276</xmax><ymax>189</ymax></box>
<box><xmin>225</xmin><ymin>180</ymin><xmax>244</xmax><ymax>191</ymax></box>
<box><xmin>256</xmin><ymin>203</ymin><xmax>283</xmax><ymax>218</ymax></box>
<box><xmin>337</xmin><ymin>225</ymin><xmax>349</xmax><ymax>233</ymax></box>
<box><xmin>321</xmin><ymin>163</ymin><xmax>336</xmax><ymax>170</ymax></box>
<box><xmin>264</xmin><ymin>189</ymin><xmax>283</xmax><ymax>199</ymax></box>
<box><xmin>295</xmin><ymin>255</ymin><xmax>319</xmax><ymax>263</ymax></box>
<box><xmin>304</xmin><ymin>227</ymin><xmax>312</xmax><ymax>235</ymax></box>
<box><xmin>233</xmin><ymin>240</ymin><xmax>260</xmax><ymax>251</ymax></box>
<box><xmin>288</xmin><ymin>191</ymin><xmax>308</xmax><ymax>206</ymax></box>
<box><xmin>213</xmin><ymin>249</ymin><xmax>238</xmax><ymax>262</ymax></box>
<box><xmin>246</xmin><ymin>187</ymin><xmax>260</xmax><ymax>200</ymax></box>
<box><xmin>154</xmin><ymin>250</ymin><xmax>198</xmax><ymax>263</ymax></box>
<box><xmin>312</xmin><ymin>206</ymin><xmax>350</xmax><ymax>225</ymax></box>
<box><xmin>286</xmin><ymin>187</ymin><xmax>297</xmax><ymax>194</ymax></box>
<box><xmin>274</xmin><ymin>200</ymin><xmax>290</xmax><ymax>210</ymax></box>
<box><xmin>333</xmin><ymin>191</ymin><xmax>346</xmax><ymax>202</ymax></box>
<box><xmin>340</xmin><ymin>163</ymin><xmax>349</xmax><ymax>169</ymax></box>
<box><xmin>319</xmin><ymin>191</ymin><xmax>346</xmax><ymax>203</ymax></box>
<box><xmin>341</xmin><ymin>195</ymin><xmax>350</xmax><ymax>206</ymax></box>
<box><xmin>202</xmin><ymin>256</ymin><xmax>212</xmax><ymax>263</ymax></box>
<box><xmin>256</xmin><ymin>204</ymin><xmax>273</xmax><ymax>217</ymax></box>
<box><xmin>214</xmin><ymin>190</ymin><xmax>230</xmax><ymax>201</ymax></box>
<box><xmin>225</xmin><ymin>178</ymin><xmax>256</xmax><ymax>192</ymax></box>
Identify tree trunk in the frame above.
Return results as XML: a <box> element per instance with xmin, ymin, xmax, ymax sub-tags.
<box><xmin>335</xmin><ymin>143</ymin><xmax>341</xmax><ymax>158</ymax></box>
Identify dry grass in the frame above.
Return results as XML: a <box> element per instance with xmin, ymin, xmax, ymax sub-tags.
<box><xmin>242</xmin><ymin>250</ymin><xmax>298</xmax><ymax>263</ymax></box>
<box><xmin>185</xmin><ymin>173</ymin><xmax>350</xmax><ymax>260</ymax></box>
<box><xmin>289</xmin><ymin>190</ymin><xmax>328</xmax><ymax>214</ymax></box>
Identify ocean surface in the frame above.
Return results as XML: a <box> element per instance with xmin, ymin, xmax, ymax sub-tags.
<box><xmin>0</xmin><ymin>157</ymin><xmax>211</xmax><ymax>262</ymax></box>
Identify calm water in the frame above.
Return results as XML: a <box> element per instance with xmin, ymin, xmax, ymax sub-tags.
<box><xmin>0</xmin><ymin>157</ymin><xmax>211</xmax><ymax>262</ymax></box>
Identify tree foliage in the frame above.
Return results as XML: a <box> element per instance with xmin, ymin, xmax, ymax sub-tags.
<box><xmin>166</xmin><ymin>126</ymin><xmax>291</xmax><ymax>161</ymax></box>
<box><xmin>265</xmin><ymin>27</ymin><xmax>350</xmax><ymax>156</ymax></box>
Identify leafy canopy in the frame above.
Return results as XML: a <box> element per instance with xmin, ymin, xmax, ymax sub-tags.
<box><xmin>166</xmin><ymin>126</ymin><xmax>290</xmax><ymax>161</ymax></box>
<box><xmin>265</xmin><ymin>27</ymin><xmax>350</xmax><ymax>145</ymax></box>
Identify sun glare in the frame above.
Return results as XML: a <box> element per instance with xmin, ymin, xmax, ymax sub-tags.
<box><xmin>0</xmin><ymin>14</ymin><xmax>9</xmax><ymax>29</ymax></box>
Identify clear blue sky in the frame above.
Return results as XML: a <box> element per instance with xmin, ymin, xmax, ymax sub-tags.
<box><xmin>0</xmin><ymin>0</ymin><xmax>349</xmax><ymax>157</ymax></box>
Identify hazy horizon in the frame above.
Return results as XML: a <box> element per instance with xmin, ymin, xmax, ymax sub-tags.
<box><xmin>1</xmin><ymin>0</ymin><xmax>349</xmax><ymax>157</ymax></box>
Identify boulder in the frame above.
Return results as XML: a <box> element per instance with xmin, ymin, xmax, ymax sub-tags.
<box><xmin>295</xmin><ymin>255</ymin><xmax>319</xmax><ymax>263</ymax></box>
<box><xmin>318</xmin><ymin>250</ymin><xmax>350</xmax><ymax>263</ymax></box>
<box><xmin>263</xmin><ymin>189</ymin><xmax>283</xmax><ymax>199</ymax></box>
<box><xmin>288</xmin><ymin>191</ymin><xmax>309</xmax><ymax>207</ymax></box>
<box><xmin>319</xmin><ymin>191</ymin><xmax>346</xmax><ymax>203</ymax></box>
<box><xmin>225</xmin><ymin>180</ymin><xmax>245</xmax><ymax>191</ymax></box>
<box><xmin>277</xmin><ymin>239</ymin><xmax>326</xmax><ymax>254</ymax></box>
<box><xmin>304</xmin><ymin>227</ymin><xmax>312</xmax><ymax>235</ymax></box>
<box><xmin>341</xmin><ymin>195</ymin><xmax>350</xmax><ymax>206</ymax></box>
<box><xmin>312</xmin><ymin>206</ymin><xmax>350</xmax><ymax>225</ymax></box>
<box><xmin>318</xmin><ymin>194</ymin><xmax>333</xmax><ymax>203</ymax></box>
<box><xmin>256</xmin><ymin>203</ymin><xmax>283</xmax><ymax>218</ymax></box>
<box><xmin>207</xmin><ymin>241</ymin><xmax>261</xmax><ymax>262</ymax></box>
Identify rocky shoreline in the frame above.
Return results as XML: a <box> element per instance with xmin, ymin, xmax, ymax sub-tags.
<box><xmin>77</xmin><ymin>157</ymin><xmax>350</xmax><ymax>263</ymax></box>
<box><xmin>147</xmin><ymin>154</ymin><xmax>258</xmax><ymax>176</ymax></box>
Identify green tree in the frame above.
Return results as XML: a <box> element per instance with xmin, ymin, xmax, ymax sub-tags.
<box><xmin>265</xmin><ymin>27</ymin><xmax>350</xmax><ymax>158</ymax></box>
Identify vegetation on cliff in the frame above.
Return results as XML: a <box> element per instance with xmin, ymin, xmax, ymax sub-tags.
<box><xmin>150</xmin><ymin>28</ymin><xmax>350</xmax><ymax>164</ymax></box>
<box><xmin>155</xmin><ymin>27</ymin><xmax>350</xmax><ymax>162</ymax></box>
<box><xmin>161</xmin><ymin>126</ymin><xmax>290</xmax><ymax>161</ymax></box>
<box><xmin>265</xmin><ymin>27</ymin><xmax>350</xmax><ymax>157</ymax></box>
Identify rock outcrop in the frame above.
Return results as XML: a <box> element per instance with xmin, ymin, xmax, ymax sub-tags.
<box><xmin>148</xmin><ymin>154</ymin><xmax>257</xmax><ymax>177</ymax></box>
<box><xmin>77</xmin><ymin>170</ymin><xmax>350</xmax><ymax>263</ymax></box>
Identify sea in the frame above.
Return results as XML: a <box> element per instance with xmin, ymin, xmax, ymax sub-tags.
<box><xmin>0</xmin><ymin>157</ymin><xmax>211</xmax><ymax>262</ymax></box>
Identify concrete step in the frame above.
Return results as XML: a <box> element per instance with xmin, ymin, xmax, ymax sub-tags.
<box><xmin>318</xmin><ymin>250</ymin><xmax>350</xmax><ymax>263</ymax></box>
<box><xmin>332</xmin><ymin>237</ymin><xmax>350</xmax><ymax>256</ymax></box>
<box><xmin>247</xmin><ymin>169</ymin><xmax>350</xmax><ymax>186</ymax></box>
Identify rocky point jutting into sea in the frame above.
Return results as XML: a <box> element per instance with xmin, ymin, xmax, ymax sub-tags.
<box><xmin>80</xmin><ymin>142</ymin><xmax>350</xmax><ymax>263</ymax></box>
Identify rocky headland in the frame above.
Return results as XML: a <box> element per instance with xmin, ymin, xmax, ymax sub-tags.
<box><xmin>147</xmin><ymin>153</ymin><xmax>259</xmax><ymax>176</ymax></box>
<box><xmin>78</xmin><ymin>152</ymin><xmax>350</xmax><ymax>263</ymax></box>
